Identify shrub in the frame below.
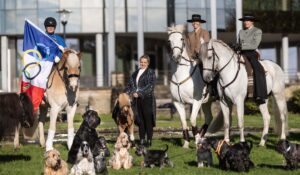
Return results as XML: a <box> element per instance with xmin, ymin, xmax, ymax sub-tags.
<box><xmin>287</xmin><ymin>89</ymin><xmax>300</xmax><ymax>113</ymax></box>
<box><xmin>244</xmin><ymin>99</ymin><xmax>260</xmax><ymax>115</ymax></box>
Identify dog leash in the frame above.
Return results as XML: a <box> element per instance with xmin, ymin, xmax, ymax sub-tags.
<box><xmin>215</xmin><ymin>140</ymin><xmax>226</xmax><ymax>156</ymax></box>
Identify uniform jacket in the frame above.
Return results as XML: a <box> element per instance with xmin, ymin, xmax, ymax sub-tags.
<box><xmin>47</xmin><ymin>33</ymin><xmax>66</xmax><ymax>58</ymax></box>
<box><xmin>187</xmin><ymin>28</ymin><xmax>210</xmax><ymax>57</ymax></box>
<box><xmin>238</xmin><ymin>26</ymin><xmax>262</xmax><ymax>50</ymax></box>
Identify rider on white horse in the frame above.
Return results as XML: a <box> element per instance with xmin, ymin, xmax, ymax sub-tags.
<box><xmin>237</xmin><ymin>14</ymin><xmax>267</xmax><ymax>104</ymax></box>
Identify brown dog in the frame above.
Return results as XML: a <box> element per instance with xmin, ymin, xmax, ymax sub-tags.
<box><xmin>112</xmin><ymin>93</ymin><xmax>135</xmax><ymax>142</ymax></box>
<box><xmin>44</xmin><ymin>149</ymin><xmax>68</xmax><ymax>175</ymax></box>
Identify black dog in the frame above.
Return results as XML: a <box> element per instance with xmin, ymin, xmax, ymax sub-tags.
<box><xmin>276</xmin><ymin>139</ymin><xmax>300</xmax><ymax>170</ymax></box>
<box><xmin>67</xmin><ymin>110</ymin><xmax>101</xmax><ymax>164</ymax></box>
<box><xmin>0</xmin><ymin>92</ymin><xmax>34</xmax><ymax>141</ymax></box>
<box><xmin>196</xmin><ymin>137</ymin><xmax>213</xmax><ymax>167</ymax></box>
<box><xmin>93</xmin><ymin>136</ymin><xmax>110</xmax><ymax>174</ymax></box>
<box><xmin>135</xmin><ymin>144</ymin><xmax>173</xmax><ymax>168</ymax></box>
<box><xmin>211</xmin><ymin>139</ymin><xmax>254</xmax><ymax>172</ymax></box>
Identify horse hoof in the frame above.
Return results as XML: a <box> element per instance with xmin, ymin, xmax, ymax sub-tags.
<box><xmin>182</xmin><ymin>141</ymin><xmax>189</xmax><ymax>149</ymax></box>
<box><xmin>14</xmin><ymin>144</ymin><xmax>21</xmax><ymax>151</ymax></box>
<box><xmin>259</xmin><ymin>142</ymin><xmax>266</xmax><ymax>147</ymax></box>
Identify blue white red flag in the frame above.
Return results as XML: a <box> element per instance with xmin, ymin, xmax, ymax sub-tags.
<box><xmin>21</xmin><ymin>19</ymin><xmax>61</xmax><ymax>113</ymax></box>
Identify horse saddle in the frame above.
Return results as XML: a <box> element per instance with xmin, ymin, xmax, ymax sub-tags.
<box><xmin>239</xmin><ymin>55</ymin><xmax>266</xmax><ymax>98</ymax></box>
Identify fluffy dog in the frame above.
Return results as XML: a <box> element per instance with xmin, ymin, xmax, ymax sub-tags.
<box><xmin>68</xmin><ymin>110</ymin><xmax>100</xmax><ymax>164</ymax></box>
<box><xmin>112</xmin><ymin>93</ymin><xmax>135</xmax><ymax>143</ymax></box>
<box><xmin>211</xmin><ymin>139</ymin><xmax>254</xmax><ymax>172</ymax></box>
<box><xmin>93</xmin><ymin>136</ymin><xmax>110</xmax><ymax>174</ymax></box>
<box><xmin>70</xmin><ymin>141</ymin><xmax>96</xmax><ymax>175</ymax></box>
<box><xmin>109</xmin><ymin>132</ymin><xmax>133</xmax><ymax>170</ymax></box>
<box><xmin>195</xmin><ymin>135</ymin><xmax>212</xmax><ymax>167</ymax></box>
<box><xmin>135</xmin><ymin>144</ymin><xmax>173</xmax><ymax>169</ymax></box>
<box><xmin>0</xmin><ymin>92</ymin><xmax>34</xmax><ymax>141</ymax></box>
<box><xmin>44</xmin><ymin>149</ymin><xmax>68</xmax><ymax>175</ymax></box>
<box><xmin>276</xmin><ymin>139</ymin><xmax>300</xmax><ymax>170</ymax></box>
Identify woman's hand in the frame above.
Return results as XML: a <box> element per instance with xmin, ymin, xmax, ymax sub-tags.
<box><xmin>133</xmin><ymin>92</ymin><xmax>139</xmax><ymax>98</ymax></box>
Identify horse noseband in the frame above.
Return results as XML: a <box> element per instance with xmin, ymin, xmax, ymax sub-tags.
<box><xmin>68</xmin><ymin>74</ymin><xmax>80</xmax><ymax>78</ymax></box>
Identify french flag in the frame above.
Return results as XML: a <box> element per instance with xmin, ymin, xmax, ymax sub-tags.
<box><xmin>21</xmin><ymin>19</ymin><xmax>61</xmax><ymax>113</ymax></box>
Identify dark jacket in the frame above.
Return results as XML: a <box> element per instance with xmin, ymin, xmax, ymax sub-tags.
<box><xmin>125</xmin><ymin>68</ymin><xmax>156</xmax><ymax>126</ymax></box>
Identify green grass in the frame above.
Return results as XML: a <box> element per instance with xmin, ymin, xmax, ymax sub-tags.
<box><xmin>1</xmin><ymin>113</ymin><xmax>300</xmax><ymax>174</ymax></box>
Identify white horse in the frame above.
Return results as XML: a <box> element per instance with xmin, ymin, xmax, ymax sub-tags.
<box><xmin>167</xmin><ymin>25</ymin><xmax>223</xmax><ymax>148</ymax></box>
<box><xmin>200</xmin><ymin>39</ymin><xmax>288</xmax><ymax>146</ymax></box>
<box><xmin>38</xmin><ymin>49</ymin><xmax>81</xmax><ymax>151</ymax></box>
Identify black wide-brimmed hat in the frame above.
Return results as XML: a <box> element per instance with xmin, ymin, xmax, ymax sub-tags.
<box><xmin>238</xmin><ymin>14</ymin><xmax>259</xmax><ymax>22</ymax></box>
<box><xmin>187</xmin><ymin>14</ymin><xmax>206</xmax><ymax>23</ymax></box>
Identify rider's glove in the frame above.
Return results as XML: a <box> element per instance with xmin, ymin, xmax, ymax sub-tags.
<box><xmin>54</xmin><ymin>56</ymin><xmax>60</xmax><ymax>63</ymax></box>
<box><xmin>58</xmin><ymin>45</ymin><xmax>65</xmax><ymax>52</ymax></box>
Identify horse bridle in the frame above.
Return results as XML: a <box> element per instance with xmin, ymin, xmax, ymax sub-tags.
<box><xmin>202</xmin><ymin>44</ymin><xmax>241</xmax><ymax>90</ymax></box>
<box><xmin>168</xmin><ymin>32</ymin><xmax>195</xmax><ymax>65</ymax></box>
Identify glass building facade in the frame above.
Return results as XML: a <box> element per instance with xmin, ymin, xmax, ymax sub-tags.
<box><xmin>0</xmin><ymin>0</ymin><xmax>300</xmax><ymax>91</ymax></box>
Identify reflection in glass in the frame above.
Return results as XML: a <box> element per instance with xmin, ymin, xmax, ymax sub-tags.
<box><xmin>145</xmin><ymin>8</ymin><xmax>166</xmax><ymax>32</ymax></box>
<box><xmin>38</xmin><ymin>0</ymin><xmax>59</xmax><ymax>8</ymax></box>
<box><xmin>82</xmin><ymin>8</ymin><xmax>103</xmax><ymax>33</ymax></box>
<box><xmin>60</xmin><ymin>0</ymin><xmax>80</xmax><ymax>8</ymax></box>
<box><xmin>16</xmin><ymin>0</ymin><xmax>37</xmax><ymax>9</ymax></box>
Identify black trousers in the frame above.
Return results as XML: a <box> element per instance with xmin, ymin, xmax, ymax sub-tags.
<box><xmin>241</xmin><ymin>50</ymin><xmax>267</xmax><ymax>99</ymax></box>
<box><xmin>136</xmin><ymin>96</ymin><xmax>154</xmax><ymax>141</ymax></box>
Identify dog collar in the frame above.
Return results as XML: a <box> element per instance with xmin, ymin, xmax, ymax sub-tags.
<box><xmin>286</xmin><ymin>146</ymin><xmax>291</xmax><ymax>152</ymax></box>
<box><xmin>215</xmin><ymin>140</ymin><xmax>226</xmax><ymax>156</ymax></box>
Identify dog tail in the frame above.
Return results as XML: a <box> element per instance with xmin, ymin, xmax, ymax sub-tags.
<box><xmin>164</xmin><ymin>144</ymin><xmax>169</xmax><ymax>152</ymax></box>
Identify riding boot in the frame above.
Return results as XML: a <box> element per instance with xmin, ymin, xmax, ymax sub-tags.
<box><xmin>192</xmin><ymin>126</ymin><xmax>199</xmax><ymax>136</ymax></box>
<box><xmin>45</xmin><ymin>129</ymin><xmax>55</xmax><ymax>151</ymax></box>
<box><xmin>67</xmin><ymin>128</ymin><xmax>75</xmax><ymax>150</ymax></box>
<box><xmin>183</xmin><ymin>129</ymin><xmax>190</xmax><ymax>142</ymax></box>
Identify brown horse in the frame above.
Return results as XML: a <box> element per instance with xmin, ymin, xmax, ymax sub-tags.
<box><xmin>37</xmin><ymin>49</ymin><xmax>81</xmax><ymax>151</ymax></box>
<box><xmin>0</xmin><ymin>92</ymin><xmax>34</xmax><ymax>148</ymax></box>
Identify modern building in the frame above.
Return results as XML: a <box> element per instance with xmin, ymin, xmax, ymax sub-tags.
<box><xmin>1</xmin><ymin>0</ymin><xmax>299</xmax><ymax>92</ymax></box>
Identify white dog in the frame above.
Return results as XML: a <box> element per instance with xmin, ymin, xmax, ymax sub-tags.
<box><xmin>70</xmin><ymin>141</ymin><xmax>96</xmax><ymax>175</ymax></box>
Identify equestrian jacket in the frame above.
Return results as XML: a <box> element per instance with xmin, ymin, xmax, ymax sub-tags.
<box><xmin>125</xmin><ymin>68</ymin><xmax>156</xmax><ymax>98</ymax></box>
<box><xmin>238</xmin><ymin>26</ymin><xmax>262</xmax><ymax>50</ymax></box>
<box><xmin>47</xmin><ymin>33</ymin><xmax>66</xmax><ymax>58</ymax></box>
<box><xmin>187</xmin><ymin>28</ymin><xmax>210</xmax><ymax>57</ymax></box>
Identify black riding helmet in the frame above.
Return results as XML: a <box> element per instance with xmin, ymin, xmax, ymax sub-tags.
<box><xmin>44</xmin><ymin>17</ymin><xmax>57</xmax><ymax>28</ymax></box>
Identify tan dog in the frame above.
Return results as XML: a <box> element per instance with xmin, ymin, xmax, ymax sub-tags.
<box><xmin>112</xmin><ymin>93</ymin><xmax>135</xmax><ymax>142</ymax></box>
<box><xmin>44</xmin><ymin>149</ymin><xmax>68</xmax><ymax>175</ymax></box>
<box><xmin>109</xmin><ymin>132</ymin><xmax>133</xmax><ymax>170</ymax></box>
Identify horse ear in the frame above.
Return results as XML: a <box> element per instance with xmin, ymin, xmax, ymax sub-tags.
<box><xmin>77</xmin><ymin>52</ymin><xmax>82</xmax><ymax>60</ymax></box>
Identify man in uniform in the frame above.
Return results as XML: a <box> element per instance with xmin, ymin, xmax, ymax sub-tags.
<box><xmin>238</xmin><ymin>14</ymin><xmax>267</xmax><ymax>104</ymax></box>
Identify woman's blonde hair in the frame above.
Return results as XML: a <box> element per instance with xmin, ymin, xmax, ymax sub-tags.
<box><xmin>139</xmin><ymin>54</ymin><xmax>150</xmax><ymax>64</ymax></box>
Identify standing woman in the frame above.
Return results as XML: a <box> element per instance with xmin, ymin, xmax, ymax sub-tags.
<box><xmin>125</xmin><ymin>54</ymin><xmax>156</xmax><ymax>147</ymax></box>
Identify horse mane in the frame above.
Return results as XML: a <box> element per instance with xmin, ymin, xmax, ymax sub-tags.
<box><xmin>118</xmin><ymin>93</ymin><xmax>131</xmax><ymax>108</ymax></box>
<box><xmin>200</xmin><ymin>42</ymin><xmax>209</xmax><ymax>60</ymax></box>
<box><xmin>167</xmin><ymin>24</ymin><xmax>186</xmax><ymax>34</ymax></box>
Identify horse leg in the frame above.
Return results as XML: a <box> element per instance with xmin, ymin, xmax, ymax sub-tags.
<box><xmin>173</xmin><ymin>101</ymin><xmax>189</xmax><ymax>148</ymax></box>
<box><xmin>190</xmin><ymin>100</ymin><xmax>202</xmax><ymax>136</ymax></box>
<box><xmin>236</xmin><ymin>98</ymin><xmax>245</xmax><ymax>142</ymax></box>
<box><xmin>258</xmin><ymin>100</ymin><xmax>270</xmax><ymax>146</ymax></box>
<box><xmin>38</xmin><ymin>104</ymin><xmax>49</xmax><ymax>148</ymax></box>
<box><xmin>14</xmin><ymin>124</ymin><xmax>21</xmax><ymax>149</ymax></box>
<box><xmin>66</xmin><ymin>105</ymin><xmax>77</xmax><ymax>150</ymax></box>
<box><xmin>201</xmin><ymin>100</ymin><xmax>213</xmax><ymax>133</ymax></box>
<box><xmin>219</xmin><ymin>100</ymin><xmax>232</xmax><ymax>142</ymax></box>
<box><xmin>45</xmin><ymin>106</ymin><xmax>60</xmax><ymax>151</ymax></box>
<box><xmin>273</xmin><ymin>93</ymin><xmax>287</xmax><ymax>140</ymax></box>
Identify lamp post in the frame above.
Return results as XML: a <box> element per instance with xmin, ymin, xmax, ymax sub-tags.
<box><xmin>56</xmin><ymin>9</ymin><xmax>72</xmax><ymax>40</ymax></box>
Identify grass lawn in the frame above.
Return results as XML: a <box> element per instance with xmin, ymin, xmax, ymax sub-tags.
<box><xmin>0</xmin><ymin>113</ymin><xmax>300</xmax><ymax>175</ymax></box>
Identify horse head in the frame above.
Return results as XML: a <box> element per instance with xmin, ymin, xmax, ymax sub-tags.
<box><xmin>59</xmin><ymin>49</ymin><xmax>81</xmax><ymax>92</ymax></box>
<box><xmin>19</xmin><ymin>93</ymin><xmax>35</xmax><ymax>128</ymax></box>
<box><xmin>200</xmin><ymin>40</ymin><xmax>219</xmax><ymax>83</ymax></box>
<box><xmin>167</xmin><ymin>24</ymin><xmax>187</xmax><ymax>63</ymax></box>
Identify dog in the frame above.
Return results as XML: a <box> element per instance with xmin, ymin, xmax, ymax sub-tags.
<box><xmin>135</xmin><ymin>144</ymin><xmax>173</xmax><ymax>169</ymax></box>
<box><xmin>68</xmin><ymin>110</ymin><xmax>100</xmax><ymax>164</ymax></box>
<box><xmin>211</xmin><ymin>139</ymin><xmax>254</xmax><ymax>172</ymax></box>
<box><xmin>0</xmin><ymin>92</ymin><xmax>34</xmax><ymax>141</ymax></box>
<box><xmin>44</xmin><ymin>149</ymin><xmax>68</xmax><ymax>175</ymax></box>
<box><xmin>112</xmin><ymin>93</ymin><xmax>135</xmax><ymax>143</ymax></box>
<box><xmin>93</xmin><ymin>136</ymin><xmax>110</xmax><ymax>174</ymax></box>
<box><xmin>195</xmin><ymin>135</ymin><xmax>212</xmax><ymax>167</ymax></box>
<box><xmin>109</xmin><ymin>132</ymin><xmax>133</xmax><ymax>170</ymax></box>
<box><xmin>70</xmin><ymin>141</ymin><xmax>96</xmax><ymax>175</ymax></box>
<box><xmin>276</xmin><ymin>139</ymin><xmax>300</xmax><ymax>170</ymax></box>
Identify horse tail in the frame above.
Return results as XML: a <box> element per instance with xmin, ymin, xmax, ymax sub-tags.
<box><xmin>207</xmin><ymin>110</ymin><xmax>224</xmax><ymax>134</ymax></box>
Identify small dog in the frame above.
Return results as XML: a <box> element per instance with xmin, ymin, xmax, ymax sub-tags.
<box><xmin>112</xmin><ymin>93</ymin><xmax>135</xmax><ymax>143</ymax></box>
<box><xmin>135</xmin><ymin>144</ymin><xmax>173</xmax><ymax>169</ymax></box>
<box><xmin>70</xmin><ymin>141</ymin><xmax>96</xmax><ymax>175</ymax></box>
<box><xmin>93</xmin><ymin>136</ymin><xmax>110</xmax><ymax>174</ymax></box>
<box><xmin>211</xmin><ymin>139</ymin><xmax>254</xmax><ymax>172</ymax></box>
<box><xmin>44</xmin><ymin>149</ymin><xmax>68</xmax><ymax>175</ymax></box>
<box><xmin>68</xmin><ymin>110</ymin><xmax>101</xmax><ymax>164</ymax></box>
<box><xmin>276</xmin><ymin>139</ymin><xmax>300</xmax><ymax>170</ymax></box>
<box><xmin>109</xmin><ymin>132</ymin><xmax>133</xmax><ymax>170</ymax></box>
<box><xmin>195</xmin><ymin>135</ymin><xmax>212</xmax><ymax>167</ymax></box>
